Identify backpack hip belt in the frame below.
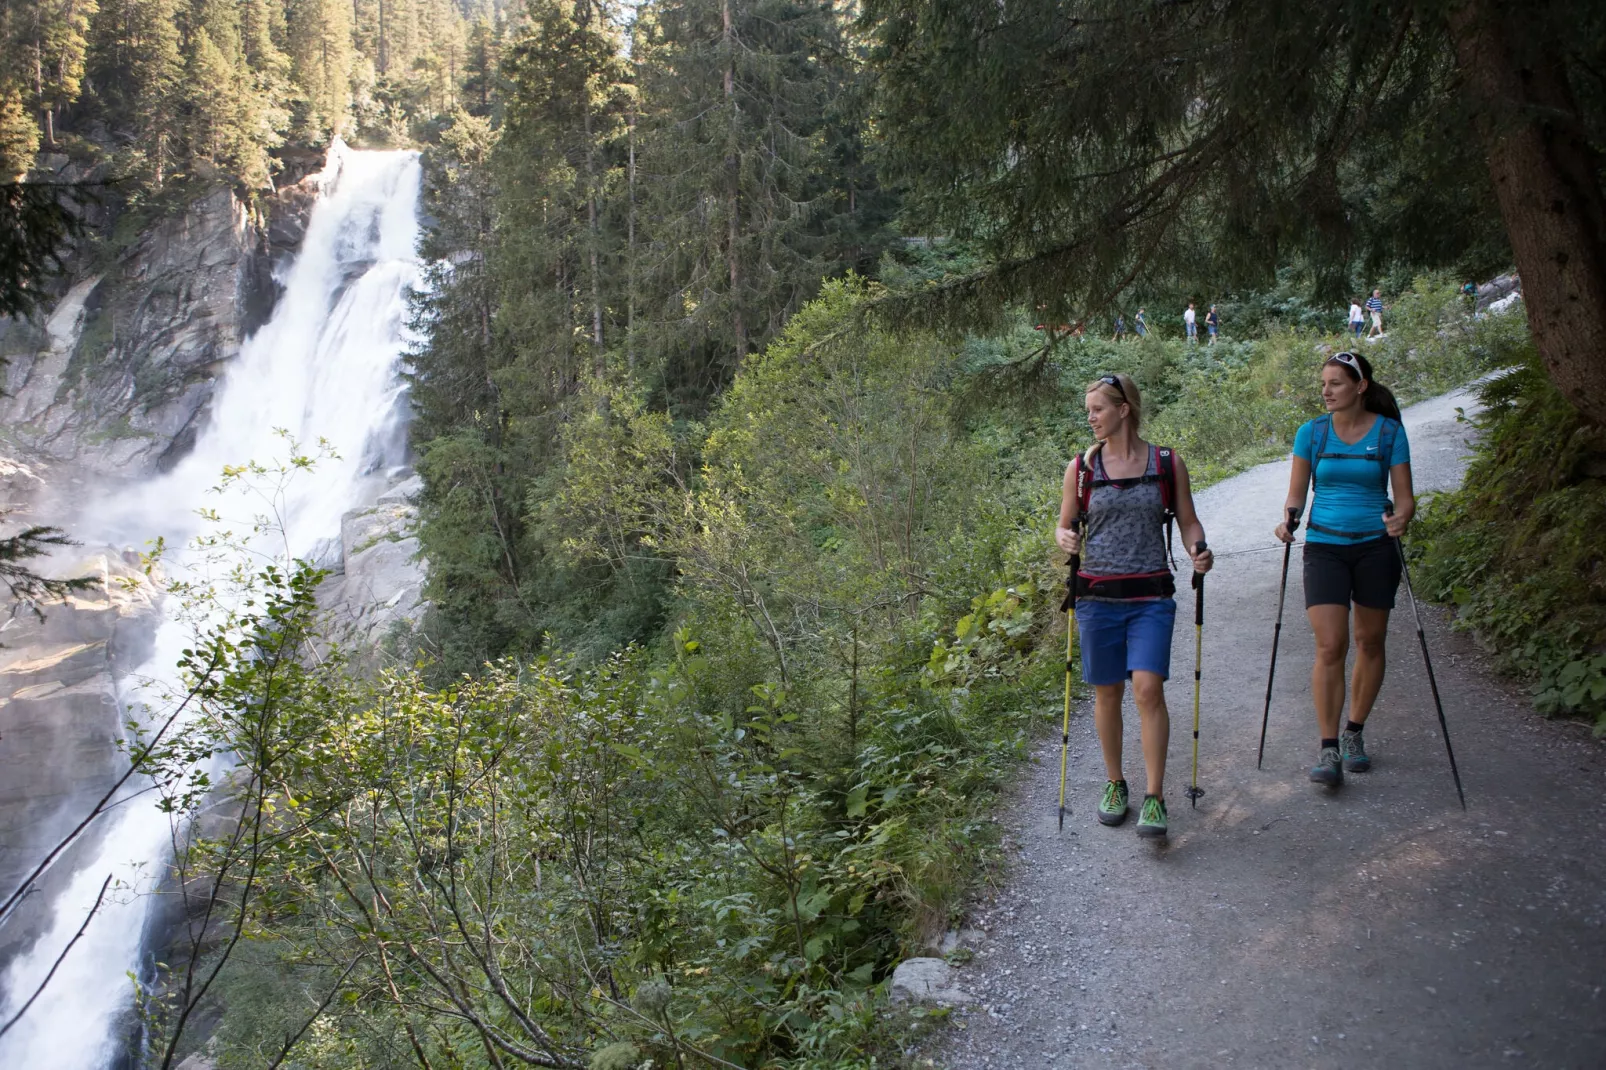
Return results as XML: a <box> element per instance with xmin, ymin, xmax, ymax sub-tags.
<box><xmin>1073</xmin><ymin>570</ymin><xmax>1176</xmax><ymax>602</ymax></box>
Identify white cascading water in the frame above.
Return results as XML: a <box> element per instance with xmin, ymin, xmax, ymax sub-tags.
<box><xmin>0</xmin><ymin>140</ymin><xmax>423</xmax><ymax>1069</ymax></box>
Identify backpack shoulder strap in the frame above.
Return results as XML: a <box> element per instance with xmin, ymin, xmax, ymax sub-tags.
<box><xmin>1156</xmin><ymin>445</ymin><xmax>1178</xmax><ymax>568</ymax></box>
<box><xmin>1310</xmin><ymin>415</ymin><xmax>1331</xmax><ymax>491</ymax></box>
<box><xmin>1075</xmin><ymin>446</ymin><xmax>1099</xmax><ymax>516</ymax></box>
<box><xmin>1155</xmin><ymin>446</ymin><xmax>1176</xmax><ymax>512</ymax></box>
<box><xmin>1376</xmin><ymin>417</ymin><xmax>1400</xmax><ymax>490</ymax></box>
<box><xmin>1310</xmin><ymin>414</ymin><xmax>1332</xmax><ymax>454</ymax></box>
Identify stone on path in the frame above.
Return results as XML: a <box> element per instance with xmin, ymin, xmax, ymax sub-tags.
<box><xmin>890</xmin><ymin>957</ymin><xmax>974</xmax><ymax>1006</ymax></box>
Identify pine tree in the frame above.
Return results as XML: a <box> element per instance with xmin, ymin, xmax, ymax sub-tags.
<box><xmin>461</xmin><ymin>19</ymin><xmax>500</xmax><ymax>116</ymax></box>
<box><xmin>287</xmin><ymin>0</ymin><xmax>355</xmax><ymax>139</ymax></box>
<box><xmin>865</xmin><ymin>0</ymin><xmax>1606</xmax><ymax>421</ymax></box>
<box><xmin>115</xmin><ymin>0</ymin><xmax>184</xmax><ymax>183</ymax></box>
<box><xmin>633</xmin><ymin>0</ymin><xmax>849</xmax><ymax>396</ymax></box>
<box><xmin>239</xmin><ymin>0</ymin><xmax>291</xmax><ymax>173</ymax></box>
<box><xmin>495</xmin><ymin>0</ymin><xmax>631</xmax><ymax>392</ymax></box>
<box><xmin>19</xmin><ymin>0</ymin><xmax>99</xmax><ymax>145</ymax></box>
<box><xmin>0</xmin><ymin>87</ymin><xmax>40</xmax><ymax>181</ymax></box>
<box><xmin>185</xmin><ymin>0</ymin><xmax>276</xmax><ymax>185</ymax></box>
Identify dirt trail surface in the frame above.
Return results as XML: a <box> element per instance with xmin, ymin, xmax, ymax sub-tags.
<box><xmin>931</xmin><ymin>387</ymin><xmax>1606</xmax><ymax>1069</ymax></box>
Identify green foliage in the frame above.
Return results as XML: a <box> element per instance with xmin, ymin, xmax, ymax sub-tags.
<box><xmin>0</xmin><ymin>179</ymin><xmax>82</xmax><ymax>318</ymax></box>
<box><xmin>162</xmin><ymin>281</ymin><xmax>1048</xmax><ymax>1067</ymax></box>
<box><xmin>130</xmin><ymin>255</ymin><xmax>1532</xmax><ymax>1070</ymax></box>
<box><xmin>409</xmin><ymin>2</ymin><xmax>900</xmax><ymax>668</ymax></box>
<box><xmin>1412</xmin><ymin>360</ymin><xmax>1606</xmax><ymax>733</ymax></box>
<box><xmin>1146</xmin><ymin>278</ymin><xmax>1531</xmax><ymax>486</ymax></box>
<box><xmin>860</xmin><ymin>0</ymin><xmax>1550</xmax><ymax>331</ymax></box>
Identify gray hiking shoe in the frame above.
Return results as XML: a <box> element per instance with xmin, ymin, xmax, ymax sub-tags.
<box><xmin>1097</xmin><ymin>780</ymin><xmax>1129</xmax><ymax>826</ymax></box>
<box><xmin>1340</xmin><ymin>729</ymin><xmax>1371</xmax><ymax>773</ymax></box>
<box><xmin>1135</xmin><ymin>795</ymin><xmax>1168</xmax><ymax>839</ymax></box>
<box><xmin>1309</xmin><ymin>745</ymin><xmax>1344</xmax><ymax>787</ymax></box>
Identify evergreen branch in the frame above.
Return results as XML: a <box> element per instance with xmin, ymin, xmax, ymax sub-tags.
<box><xmin>0</xmin><ymin>519</ymin><xmax>99</xmax><ymax>618</ymax></box>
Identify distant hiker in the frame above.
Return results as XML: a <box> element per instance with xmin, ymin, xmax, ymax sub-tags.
<box><xmin>1366</xmin><ymin>289</ymin><xmax>1385</xmax><ymax>337</ymax></box>
<box><xmin>1184</xmin><ymin>302</ymin><xmax>1197</xmax><ymax>342</ymax></box>
<box><xmin>1134</xmin><ymin>308</ymin><xmax>1148</xmax><ymax>337</ymax></box>
<box><xmin>1113</xmin><ymin>314</ymin><xmax>1126</xmax><ymax>341</ymax></box>
<box><xmin>1056</xmin><ymin>373</ymin><xmax>1213</xmax><ymax>840</ymax></box>
<box><xmin>1348</xmin><ymin>298</ymin><xmax>1365</xmax><ymax>339</ymax></box>
<box><xmin>1272</xmin><ymin>350</ymin><xmax>1411</xmax><ymax>790</ymax></box>
<box><xmin>1205</xmin><ymin>304</ymin><xmax>1220</xmax><ymax>344</ymax></box>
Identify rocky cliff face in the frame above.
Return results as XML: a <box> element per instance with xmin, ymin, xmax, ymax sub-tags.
<box><xmin>0</xmin><ymin>181</ymin><xmax>314</xmax><ymax>486</ymax></box>
<box><xmin>0</xmin><ymin>184</ymin><xmax>303</xmax><ymax>973</ymax></box>
<box><xmin>0</xmin><ymin>552</ymin><xmax>160</xmax><ymax>966</ymax></box>
<box><xmin>321</xmin><ymin>472</ymin><xmax>428</xmax><ymax>654</ymax></box>
<box><xmin>0</xmin><ymin>167</ymin><xmax>427</xmax><ymax>986</ymax></box>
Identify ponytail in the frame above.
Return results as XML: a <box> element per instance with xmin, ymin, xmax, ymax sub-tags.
<box><xmin>1363</xmin><ymin>381</ymin><xmax>1402</xmax><ymax>422</ymax></box>
<box><xmin>1081</xmin><ymin>439</ymin><xmax>1105</xmax><ymax>473</ymax></box>
<box><xmin>1329</xmin><ymin>351</ymin><xmax>1401</xmax><ymax>421</ymax></box>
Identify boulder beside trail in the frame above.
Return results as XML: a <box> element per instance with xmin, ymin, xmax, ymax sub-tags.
<box><xmin>889</xmin><ymin>957</ymin><xmax>973</xmax><ymax>1006</ymax></box>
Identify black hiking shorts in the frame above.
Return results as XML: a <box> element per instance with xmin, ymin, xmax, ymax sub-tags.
<box><xmin>1303</xmin><ymin>537</ymin><xmax>1401</xmax><ymax>610</ymax></box>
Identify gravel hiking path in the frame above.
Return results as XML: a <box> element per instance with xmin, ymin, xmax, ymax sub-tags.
<box><xmin>930</xmin><ymin>386</ymin><xmax>1606</xmax><ymax>1069</ymax></box>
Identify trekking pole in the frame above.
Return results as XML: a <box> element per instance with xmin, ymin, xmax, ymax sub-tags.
<box><xmin>1257</xmin><ymin>508</ymin><xmax>1301</xmax><ymax>769</ymax></box>
<box><xmin>1058</xmin><ymin>518</ymin><xmax>1083</xmax><ymax>831</ymax></box>
<box><xmin>1386</xmin><ymin>504</ymin><xmax>1468</xmax><ymax>810</ymax></box>
<box><xmin>1185</xmin><ymin>541</ymin><xmax>1208</xmax><ymax>807</ymax></box>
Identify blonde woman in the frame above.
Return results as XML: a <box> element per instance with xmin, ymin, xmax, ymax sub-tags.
<box><xmin>1055</xmin><ymin>374</ymin><xmax>1213</xmax><ymax>839</ymax></box>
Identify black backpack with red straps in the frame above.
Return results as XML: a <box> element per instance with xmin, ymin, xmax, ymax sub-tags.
<box><xmin>1060</xmin><ymin>444</ymin><xmax>1181</xmax><ymax>609</ymax></box>
<box><xmin>1074</xmin><ymin>443</ymin><xmax>1179</xmax><ymax>558</ymax></box>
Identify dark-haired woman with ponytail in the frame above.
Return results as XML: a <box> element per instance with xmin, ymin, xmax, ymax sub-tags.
<box><xmin>1273</xmin><ymin>351</ymin><xmax>1413</xmax><ymax>788</ymax></box>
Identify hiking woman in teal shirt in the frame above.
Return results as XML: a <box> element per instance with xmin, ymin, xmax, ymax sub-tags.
<box><xmin>1272</xmin><ymin>351</ymin><xmax>1413</xmax><ymax>788</ymax></box>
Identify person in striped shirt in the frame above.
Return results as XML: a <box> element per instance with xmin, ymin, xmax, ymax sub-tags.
<box><xmin>1366</xmin><ymin>289</ymin><xmax>1385</xmax><ymax>338</ymax></box>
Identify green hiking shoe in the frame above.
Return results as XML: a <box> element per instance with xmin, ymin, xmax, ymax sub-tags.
<box><xmin>1135</xmin><ymin>794</ymin><xmax>1168</xmax><ymax>839</ymax></box>
<box><xmin>1340</xmin><ymin>729</ymin><xmax>1371</xmax><ymax>772</ymax></box>
<box><xmin>1309</xmin><ymin>745</ymin><xmax>1344</xmax><ymax>787</ymax></box>
<box><xmin>1097</xmin><ymin>779</ymin><xmax>1129</xmax><ymax>826</ymax></box>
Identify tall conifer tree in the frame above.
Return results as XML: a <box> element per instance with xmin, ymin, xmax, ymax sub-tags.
<box><xmin>496</xmin><ymin>0</ymin><xmax>630</xmax><ymax>393</ymax></box>
<box><xmin>20</xmin><ymin>0</ymin><xmax>98</xmax><ymax>144</ymax></box>
<box><xmin>287</xmin><ymin>0</ymin><xmax>355</xmax><ymax>139</ymax></box>
<box><xmin>633</xmin><ymin>0</ymin><xmax>851</xmax><ymax>394</ymax></box>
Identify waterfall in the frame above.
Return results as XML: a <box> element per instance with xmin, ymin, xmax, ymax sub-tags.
<box><xmin>0</xmin><ymin>141</ymin><xmax>423</xmax><ymax>1069</ymax></box>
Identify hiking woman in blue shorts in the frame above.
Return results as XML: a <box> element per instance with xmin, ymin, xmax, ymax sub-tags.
<box><xmin>1273</xmin><ymin>351</ymin><xmax>1412</xmax><ymax>788</ymax></box>
<box><xmin>1055</xmin><ymin>373</ymin><xmax>1212</xmax><ymax>840</ymax></box>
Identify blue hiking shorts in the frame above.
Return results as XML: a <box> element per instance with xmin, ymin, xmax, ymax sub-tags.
<box><xmin>1073</xmin><ymin>598</ymin><xmax>1177</xmax><ymax>685</ymax></box>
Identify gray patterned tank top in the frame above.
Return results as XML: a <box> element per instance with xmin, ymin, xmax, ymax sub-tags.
<box><xmin>1081</xmin><ymin>446</ymin><xmax>1171</xmax><ymax>600</ymax></box>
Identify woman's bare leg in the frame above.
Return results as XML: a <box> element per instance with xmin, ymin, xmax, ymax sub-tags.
<box><xmin>1093</xmin><ymin>682</ymin><xmax>1126</xmax><ymax>782</ymax></box>
<box><xmin>1308</xmin><ymin>604</ymin><xmax>1351</xmax><ymax>738</ymax></box>
<box><xmin>1131</xmin><ymin>671</ymin><xmax>1169</xmax><ymax>797</ymax></box>
<box><xmin>1348</xmin><ymin>604</ymin><xmax>1390</xmax><ymax>724</ymax></box>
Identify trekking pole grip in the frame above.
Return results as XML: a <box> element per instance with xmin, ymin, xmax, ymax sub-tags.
<box><xmin>1286</xmin><ymin>506</ymin><xmax>1301</xmax><ymax>534</ymax></box>
<box><xmin>1192</xmin><ymin>540</ymin><xmax>1206</xmax><ymax>620</ymax></box>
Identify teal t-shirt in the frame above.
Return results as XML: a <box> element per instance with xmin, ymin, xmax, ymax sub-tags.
<box><xmin>1293</xmin><ymin>415</ymin><xmax>1410</xmax><ymax>544</ymax></box>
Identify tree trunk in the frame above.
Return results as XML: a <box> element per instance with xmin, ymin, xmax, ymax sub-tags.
<box><xmin>723</xmin><ymin>0</ymin><xmax>745</xmax><ymax>358</ymax></box>
<box><xmin>626</xmin><ymin>102</ymin><xmax>636</xmax><ymax>374</ymax></box>
<box><xmin>1447</xmin><ymin>0</ymin><xmax>1606</xmax><ymax>424</ymax></box>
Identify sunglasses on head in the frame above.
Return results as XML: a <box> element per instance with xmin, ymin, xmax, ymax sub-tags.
<box><xmin>1325</xmin><ymin>351</ymin><xmax>1365</xmax><ymax>377</ymax></box>
<box><xmin>1097</xmin><ymin>374</ymin><xmax>1128</xmax><ymax>402</ymax></box>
